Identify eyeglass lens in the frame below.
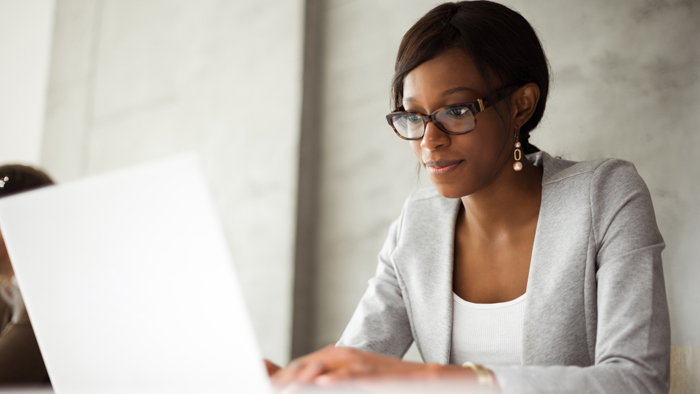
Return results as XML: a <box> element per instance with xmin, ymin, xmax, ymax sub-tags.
<box><xmin>391</xmin><ymin>106</ymin><xmax>476</xmax><ymax>139</ymax></box>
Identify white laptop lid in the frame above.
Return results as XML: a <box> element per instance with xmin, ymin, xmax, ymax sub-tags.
<box><xmin>0</xmin><ymin>156</ymin><xmax>271</xmax><ymax>394</ymax></box>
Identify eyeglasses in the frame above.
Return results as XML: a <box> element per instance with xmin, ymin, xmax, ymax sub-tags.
<box><xmin>385</xmin><ymin>86</ymin><xmax>515</xmax><ymax>140</ymax></box>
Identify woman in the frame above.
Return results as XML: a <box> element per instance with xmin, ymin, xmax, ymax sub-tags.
<box><xmin>0</xmin><ymin>164</ymin><xmax>54</xmax><ymax>384</ymax></box>
<box><xmin>270</xmin><ymin>1</ymin><xmax>670</xmax><ymax>392</ymax></box>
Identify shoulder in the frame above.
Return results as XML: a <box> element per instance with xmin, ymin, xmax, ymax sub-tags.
<box><xmin>539</xmin><ymin>152</ymin><xmax>649</xmax><ymax>199</ymax></box>
<box><xmin>538</xmin><ymin>152</ymin><xmax>659</xmax><ymax>241</ymax></box>
<box><xmin>381</xmin><ymin>187</ymin><xmax>458</xmax><ymax>248</ymax></box>
<box><xmin>540</xmin><ymin>152</ymin><xmax>639</xmax><ymax>185</ymax></box>
<box><xmin>400</xmin><ymin>187</ymin><xmax>459</xmax><ymax>219</ymax></box>
<box><xmin>403</xmin><ymin>186</ymin><xmax>442</xmax><ymax>202</ymax></box>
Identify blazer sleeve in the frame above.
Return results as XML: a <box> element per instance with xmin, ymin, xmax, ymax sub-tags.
<box><xmin>336</xmin><ymin>211</ymin><xmax>414</xmax><ymax>358</ymax></box>
<box><xmin>489</xmin><ymin>159</ymin><xmax>671</xmax><ymax>394</ymax></box>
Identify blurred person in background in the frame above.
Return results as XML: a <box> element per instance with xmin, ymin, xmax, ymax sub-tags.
<box><xmin>0</xmin><ymin>164</ymin><xmax>53</xmax><ymax>384</ymax></box>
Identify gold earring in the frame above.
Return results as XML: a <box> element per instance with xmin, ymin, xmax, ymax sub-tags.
<box><xmin>513</xmin><ymin>134</ymin><xmax>523</xmax><ymax>171</ymax></box>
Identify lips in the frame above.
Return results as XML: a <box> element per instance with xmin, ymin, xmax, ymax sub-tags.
<box><xmin>425</xmin><ymin>159</ymin><xmax>463</xmax><ymax>176</ymax></box>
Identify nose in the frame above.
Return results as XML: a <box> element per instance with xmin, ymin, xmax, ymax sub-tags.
<box><xmin>420</xmin><ymin>120</ymin><xmax>450</xmax><ymax>150</ymax></box>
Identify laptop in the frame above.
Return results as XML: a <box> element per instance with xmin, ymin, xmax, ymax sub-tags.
<box><xmin>0</xmin><ymin>156</ymin><xmax>272</xmax><ymax>394</ymax></box>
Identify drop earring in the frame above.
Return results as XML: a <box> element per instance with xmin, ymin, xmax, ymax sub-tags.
<box><xmin>513</xmin><ymin>133</ymin><xmax>523</xmax><ymax>172</ymax></box>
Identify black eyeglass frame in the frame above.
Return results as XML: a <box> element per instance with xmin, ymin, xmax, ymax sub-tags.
<box><xmin>385</xmin><ymin>85</ymin><xmax>517</xmax><ymax>141</ymax></box>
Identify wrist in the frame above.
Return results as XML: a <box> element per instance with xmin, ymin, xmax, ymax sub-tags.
<box><xmin>424</xmin><ymin>362</ymin><xmax>477</xmax><ymax>380</ymax></box>
<box><xmin>462</xmin><ymin>362</ymin><xmax>499</xmax><ymax>389</ymax></box>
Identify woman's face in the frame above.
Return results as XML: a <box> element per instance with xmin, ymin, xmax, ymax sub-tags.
<box><xmin>403</xmin><ymin>48</ymin><xmax>514</xmax><ymax>199</ymax></box>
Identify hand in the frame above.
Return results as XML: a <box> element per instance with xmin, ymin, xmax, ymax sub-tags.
<box><xmin>264</xmin><ymin>359</ymin><xmax>282</xmax><ymax>376</ymax></box>
<box><xmin>272</xmin><ymin>345</ymin><xmax>477</xmax><ymax>387</ymax></box>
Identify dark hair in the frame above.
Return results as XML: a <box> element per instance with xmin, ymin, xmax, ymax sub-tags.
<box><xmin>392</xmin><ymin>1</ymin><xmax>550</xmax><ymax>154</ymax></box>
<box><xmin>0</xmin><ymin>165</ymin><xmax>54</xmax><ymax>198</ymax></box>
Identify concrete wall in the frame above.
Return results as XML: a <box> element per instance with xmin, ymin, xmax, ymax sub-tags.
<box><xmin>304</xmin><ymin>0</ymin><xmax>436</xmax><ymax>356</ymax></box>
<box><xmin>308</xmin><ymin>0</ymin><xmax>700</xmax><ymax>356</ymax></box>
<box><xmin>42</xmin><ymin>0</ymin><xmax>304</xmax><ymax>364</ymax></box>
<box><xmin>31</xmin><ymin>0</ymin><xmax>700</xmax><ymax>364</ymax></box>
<box><xmin>0</xmin><ymin>0</ymin><xmax>55</xmax><ymax>165</ymax></box>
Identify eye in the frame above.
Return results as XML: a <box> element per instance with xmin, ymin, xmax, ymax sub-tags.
<box><xmin>405</xmin><ymin>114</ymin><xmax>423</xmax><ymax>124</ymax></box>
<box><xmin>444</xmin><ymin>106</ymin><xmax>471</xmax><ymax>118</ymax></box>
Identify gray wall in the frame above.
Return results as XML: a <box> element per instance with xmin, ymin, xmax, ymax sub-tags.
<box><xmin>42</xmin><ymin>0</ymin><xmax>304</xmax><ymax>364</ymax></box>
<box><xmin>307</xmin><ymin>0</ymin><xmax>700</xmax><ymax>354</ymax></box>
<box><xmin>0</xmin><ymin>0</ymin><xmax>54</xmax><ymax>164</ymax></box>
<box><xmin>38</xmin><ymin>0</ymin><xmax>699</xmax><ymax>364</ymax></box>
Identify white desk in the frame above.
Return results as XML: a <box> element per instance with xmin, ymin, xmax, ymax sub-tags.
<box><xmin>0</xmin><ymin>381</ymin><xmax>494</xmax><ymax>394</ymax></box>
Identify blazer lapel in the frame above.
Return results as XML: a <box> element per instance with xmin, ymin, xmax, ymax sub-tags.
<box><xmin>392</xmin><ymin>195</ymin><xmax>460</xmax><ymax>364</ymax></box>
<box><xmin>522</xmin><ymin>152</ymin><xmax>595</xmax><ymax>366</ymax></box>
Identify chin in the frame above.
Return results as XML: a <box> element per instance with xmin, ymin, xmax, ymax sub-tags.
<box><xmin>431</xmin><ymin>183</ymin><xmax>471</xmax><ymax>199</ymax></box>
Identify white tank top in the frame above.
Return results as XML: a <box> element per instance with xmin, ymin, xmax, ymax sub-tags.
<box><xmin>449</xmin><ymin>292</ymin><xmax>526</xmax><ymax>366</ymax></box>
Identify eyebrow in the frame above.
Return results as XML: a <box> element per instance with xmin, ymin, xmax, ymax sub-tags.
<box><xmin>403</xmin><ymin>86</ymin><xmax>478</xmax><ymax>102</ymax></box>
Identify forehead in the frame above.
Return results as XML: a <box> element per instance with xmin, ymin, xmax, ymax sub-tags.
<box><xmin>403</xmin><ymin>48</ymin><xmax>485</xmax><ymax>102</ymax></box>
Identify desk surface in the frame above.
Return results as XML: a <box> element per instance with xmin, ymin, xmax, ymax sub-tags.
<box><xmin>0</xmin><ymin>382</ymin><xmax>495</xmax><ymax>394</ymax></box>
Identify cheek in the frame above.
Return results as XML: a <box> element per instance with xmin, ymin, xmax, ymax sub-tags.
<box><xmin>470</xmin><ymin>112</ymin><xmax>510</xmax><ymax>153</ymax></box>
<box><xmin>452</xmin><ymin>119</ymin><xmax>504</xmax><ymax>160</ymax></box>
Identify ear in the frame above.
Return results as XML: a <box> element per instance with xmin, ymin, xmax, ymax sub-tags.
<box><xmin>510</xmin><ymin>83</ymin><xmax>540</xmax><ymax>130</ymax></box>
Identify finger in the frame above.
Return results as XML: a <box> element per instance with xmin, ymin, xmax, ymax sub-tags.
<box><xmin>311</xmin><ymin>346</ymin><xmax>360</xmax><ymax>371</ymax></box>
<box><xmin>295</xmin><ymin>361</ymin><xmax>326</xmax><ymax>384</ymax></box>
<box><xmin>314</xmin><ymin>367</ymin><xmax>359</xmax><ymax>387</ymax></box>
<box><xmin>272</xmin><ymin>345</ymin><xmax>352</xmax><ymax>385</ymax></box>
<box><xmin>272</xmin><ymin>359</ymin><xmax>307</xmax><ymax>384</ymax></box>
<box><xmin>263</xmin><ymin>359</ymin><xmax>282</xmax><ymax>377</ymax></box>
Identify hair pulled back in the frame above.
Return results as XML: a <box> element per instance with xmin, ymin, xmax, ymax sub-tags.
<box><xmin>392</xmin><ymin>1</ymin><xmax>550</xmax><ymax>154</ymax></box>
<box><xmin>0</xmin><ymin>165</ymin><xmax>54</xmax><ymax>198</ymax></box>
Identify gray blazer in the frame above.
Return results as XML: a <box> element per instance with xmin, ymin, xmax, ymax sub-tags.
<box><xmin>337</xmin><ymin>152</ymin><xmax>670</xmax><ymax>394</ymax></box>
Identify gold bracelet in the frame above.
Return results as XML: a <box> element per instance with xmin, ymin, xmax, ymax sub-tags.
<box><xmin>462</xmin><ymin>362</ymin><xmax>494</xmax><ymax>386</ymax></box>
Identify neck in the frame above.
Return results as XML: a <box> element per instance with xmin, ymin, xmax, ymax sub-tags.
<box><xmin>460</xmin><ymin>156</ymin><xmax>543</xmax><ymax>237</ymax></box>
